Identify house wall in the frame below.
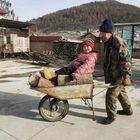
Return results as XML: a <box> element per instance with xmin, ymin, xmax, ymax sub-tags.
<box><xmin>0</xmin><ymin>28</ymin><xmax>30</xmax><ymax>54</ymax></box>
<box><xmin>30</xmin><ymin>36</ymin><xmax>63</xmax><ymax>53</ymax></box>
<box><xmin>5</xmin><ymin>28</ymin><xmax>29</xmax><ymax>37</ymax></box>
<box><xmin>0</xmin><ymin>28</ymin><xmax>29</xmax><ymax>37</ymax></box>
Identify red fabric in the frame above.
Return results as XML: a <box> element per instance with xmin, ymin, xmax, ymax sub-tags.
<box><xmin>0</xmin><ymin>9</ymin><xmax>8</xmax><ymax>15</ymax></box>
<box><xmin>81</xmin><ymin>41</ymin><xmax>94</xmax><ymax>48</ymax></box>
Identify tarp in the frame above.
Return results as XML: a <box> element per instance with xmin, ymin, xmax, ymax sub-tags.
<box><xmin>0</xmin><ymin>8</ymin><xmax>8</xmax><ymax>15</ymax></box>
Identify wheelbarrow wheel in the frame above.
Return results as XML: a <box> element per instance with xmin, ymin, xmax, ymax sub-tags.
<box><xmin>39</xmin><ymin>95</ymin><xmax>69</xmax><ymax>122</ymax></box>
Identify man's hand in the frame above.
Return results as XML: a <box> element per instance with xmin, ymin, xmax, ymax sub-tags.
<box><xmin>122</xmin><ymin>75</ymin><xmax>132</xmax><ymax>86</ymax></box>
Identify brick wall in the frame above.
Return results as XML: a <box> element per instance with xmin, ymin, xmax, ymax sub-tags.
<box><xmin>30</xmin><ymin>35</ymin><xmax>63</xmax><ymax>53</ymax></box>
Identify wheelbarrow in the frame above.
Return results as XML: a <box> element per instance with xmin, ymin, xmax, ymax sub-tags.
<box><xmin>32</xmin><ymin>75</ymin><xmax>95</xmax><ymax>122</ymax></box>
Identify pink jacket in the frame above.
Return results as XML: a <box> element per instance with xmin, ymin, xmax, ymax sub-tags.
<box><xmin>68</xmin><ymin>52</ymin><xmax>99</xmax><ymax>79</ymax></box>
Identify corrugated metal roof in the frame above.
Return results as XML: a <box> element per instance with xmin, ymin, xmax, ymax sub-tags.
<box><xmin>0</xmin><ymin>18</ymin><xmax>33</xmax><ymax>29</ymax></box>
<box><xmin>115</xmin><ymin>22</ymin><xmax>140</xmax><ymax>27</ymax></box>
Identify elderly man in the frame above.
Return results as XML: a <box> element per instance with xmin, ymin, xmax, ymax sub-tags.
<box><xmin>99</xmin><ymin>19</ymin><xmax>133</xmax><ymax>124</ymax></box>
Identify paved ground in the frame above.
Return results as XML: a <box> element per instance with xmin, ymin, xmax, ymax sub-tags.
<box><xmin>0</xmin><ymin>59</ymin><xmax>140</xmax><ymax>140</ymax></box>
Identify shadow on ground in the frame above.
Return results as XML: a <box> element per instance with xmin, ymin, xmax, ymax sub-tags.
<box><xmin>0</xmin><ymin>91</ymin><xmax>105</xmax><ymax>123</ymax></box>
<box><xmin>68</xmin><ymin>103</ymin><xmax>106</xmax><ymax>123</ymax></box>
<box><xmin>0</xmin><ymin>91</ymin><xmax>44</xmax><ymax>121</ymax></box>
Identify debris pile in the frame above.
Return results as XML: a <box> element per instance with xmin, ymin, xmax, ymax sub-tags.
<box><xmin>29</xmin><ymin>40</ymin><xmax>82</xmax><ymax>66</ymax></box>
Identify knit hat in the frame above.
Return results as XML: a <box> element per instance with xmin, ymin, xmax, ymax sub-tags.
<box><xmin>99</xmin><ymin>19</ymin><xmax>114</xmax><ymax>33</ymax></box>
<box><xmin>81</xmin><ymin>40</ymin><xmax>94</xmax><ymax>49</ymax></box>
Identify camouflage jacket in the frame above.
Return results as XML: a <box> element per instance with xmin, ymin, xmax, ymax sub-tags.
<box><xmin>104</xmin><ymin>34</ymin><xmax>131</xmax><ymax>84</ymax></box>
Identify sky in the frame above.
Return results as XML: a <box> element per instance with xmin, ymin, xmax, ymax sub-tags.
<box><xmin>9</xmin><ymin>0</ymin><xmax>140</xmax><ymax>22</ymax></box>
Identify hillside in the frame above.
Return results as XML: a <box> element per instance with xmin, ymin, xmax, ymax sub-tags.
<box><xmin>30</xmin><ymin>0</ymin><xmax>140</xmax><ymax>34</ymax></box>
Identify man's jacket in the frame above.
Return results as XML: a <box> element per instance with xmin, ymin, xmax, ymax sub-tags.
<box><xmin>104</xmin><ymin>34</ymin><xmax>131</xmax><ymax>84</ymax></box>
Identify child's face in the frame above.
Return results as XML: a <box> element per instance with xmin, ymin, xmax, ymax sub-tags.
<box><xmin>82</xmin><ymin>45</ymin><xmax>92</xmax><ymax>53</ymax></box>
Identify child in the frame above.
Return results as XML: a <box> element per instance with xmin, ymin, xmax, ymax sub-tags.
<box><xmin>54</xmin><ymin>40</ymin><xmax>98</xmax><ymax>80</ymax></box>
<box><xmin>29</xmin><ymin>40</ymin><xmax>98</xmax><ymax>87</ymax></box>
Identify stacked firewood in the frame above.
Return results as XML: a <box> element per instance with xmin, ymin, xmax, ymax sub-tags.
<box><xmin>29</xmin><ymin>40</ymin><xmax>82</xmax><ymax>66</ymax></box>
<box><xmin>53</xmin><ymin>40</ymin><xmax>82</xmax><ymax>61</ymax></box>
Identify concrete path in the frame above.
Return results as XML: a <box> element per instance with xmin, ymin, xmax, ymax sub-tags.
<box><xmin>0</xmin><ymin>59</ymin><xmax>140</xmax><ymax>140</ymax></box>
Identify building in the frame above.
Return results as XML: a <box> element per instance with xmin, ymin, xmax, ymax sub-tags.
<box><xmin>30</xmin><ymin>35</ymin><xmax>63</xmax><ymax>54</ymax></box>
<box><xmin>0</xmin><ymin>18</ymin><xmax>33</xmax><ymax>57</ymax></box>
<box><xmin>115</xmin><ymin>22</ymin><xmax>140</xmax><ymax>59</ymax></box>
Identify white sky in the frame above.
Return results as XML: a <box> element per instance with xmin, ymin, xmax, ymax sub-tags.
<box><xmin>9</xmin><ymin>0</ymin><xmax>140</xmax><ymax>21</ymax></box>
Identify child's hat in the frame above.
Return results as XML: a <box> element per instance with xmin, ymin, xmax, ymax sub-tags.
<box><xmin>82</xmin><ymin>40</ymin><xmax>94</xmax><ymax>48</ymax></box>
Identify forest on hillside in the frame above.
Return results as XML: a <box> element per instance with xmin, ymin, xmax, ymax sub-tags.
<box><xmin>30</xmin><ymin>0</ymin><xmax>140</xmax><ymax>33</ymax></box>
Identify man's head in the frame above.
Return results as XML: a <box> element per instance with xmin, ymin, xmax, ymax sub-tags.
<box><xmin>99</xmin><ymin>19</ymin><xmax>114</xmax><ymax>42</ymax></box>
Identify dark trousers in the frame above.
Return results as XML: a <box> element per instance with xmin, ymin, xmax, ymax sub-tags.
<box><xmin>55</xmin><ymin>66</ymin><xmax>76</xmax><ymax>75</ymax></box>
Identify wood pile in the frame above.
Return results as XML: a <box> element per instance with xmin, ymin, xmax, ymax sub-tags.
<box><xmin>29</xmin><ymin>40</ymin><xmax>82</xmax><ymax>66</ymax></box>
<box><xmin>53</xmin><ymin>40</ymin><xmax>82</xmax><ymax>61</ymax></box>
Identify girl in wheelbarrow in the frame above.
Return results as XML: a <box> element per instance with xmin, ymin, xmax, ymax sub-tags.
<box><xmin>29</xmin><ymin>40</ymin><xmax>99</xmax><ymax>87</ymax></box>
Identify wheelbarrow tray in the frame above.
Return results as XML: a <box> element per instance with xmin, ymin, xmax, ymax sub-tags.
<box><xmin>33</xmin><ymin>84</ymin><xmax>94</xmax><ymax>100</ymax></box>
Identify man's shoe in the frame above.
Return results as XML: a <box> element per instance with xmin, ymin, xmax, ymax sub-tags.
<box><xmin>117</xmin><ymin>110</ymin><xmax>133</xmax><ymax>115</ymax></box>
<box><xmin>102</xmin><ymin>117</ymin><xmax>115</xmax><ymax>125</ymax></box>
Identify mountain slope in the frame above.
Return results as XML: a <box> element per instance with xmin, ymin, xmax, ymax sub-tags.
<box><xmin>30</xmin><ymin>0</ymin><xmax>140</xmax><ymax>33</ymax></box>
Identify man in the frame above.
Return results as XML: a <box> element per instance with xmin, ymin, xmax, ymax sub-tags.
<box><xmin>99</xmin><ymin>19</ymin><xmax>133</xmax><ymax>124</ymax></box>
